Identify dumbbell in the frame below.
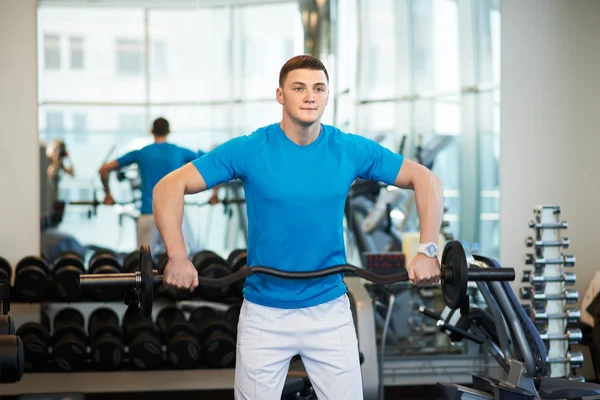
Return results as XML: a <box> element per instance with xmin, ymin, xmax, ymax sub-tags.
<box><xmin>524</xmin><ymin>254</ymin><xmax>576</xmax><ymax>267</ymax></box>
<box><xmin>525</xmin><ymin>237</ymin><xmax>570</xmax><ymax>248</ymax></box>
<box><xmin>156</xmin><ymin>307</ymin><xmax>201</xmax><ymax>369</ymax></box>
<box><xmin>540</xmin><ymin>328</ymin><xmax>583</xmax><ymax>343</ymax></box>
<box><xmin>51</xmin><ymin>308</ymin><xmax>87</xmax><ymax>371</ymax></box>
<box><xmin>122</xmin><ymin>249</ymin><xmax>141</xmax><ymax>273</ymax></box>
<box><xmin>0</xmin><ymin>335</ymin><xmax>24</xmax><ymax>383</ymax></box>
<box><xmin>88</xmin><ymin>308</ymin><xmax>124</xmax><ymax>371</ymax></box>
<box><xmin>528</xmin><ymin>220</ymin><xmax>568</xmax><ymax>230</ymax></box>
<box><xmin>0</xmin><ymin>257</ymin><xmax>12</xmax><ymax>283</ymax></box>
<box><xmin>16</xmin><ymin>321</ymin><xmax>50</xmax><ymax>371</ymax></box>
<box><xmin>13</xmin><ymin>255</ymin><xmax>51</xmax><ymax>301</ymax></box>
<box><xmin>520</xmin><ymin>287</ymin><xmax>578</xmax><ymax>302</ymax></box>
<box><xmin>224</xmin><ymin>304</ymin><xmax>241</xmax><ymax>332</ymax></box>
<box><xmin>522</xmin><ymin>271</ymin><xmax>575</xmax><ymax>284</ymax></box>
<box><xmin>546</xmin><ymin>351</ymin><xmax>584</xmax><ymax>368</ymax></box>
<box><xmin>227</xmin><ymin>249</ymin><xmax>247</xmax><ymax>298</ymax></box>
<box><xmin>51</xmin><ymin>251</ymin><xmax>86</xmax><ymax>301</ymax></box>
<box><xmin>87</xmin><ymin>251</ymin><xmax>126</xmax><ymax>301</ymax></box>
<box><xmin>122</xmin><ymin>306</ymin><xmax>163</xmax><ymax>370</ymax></box>
<box><xmin>189</xmin><ymin>307</ymin><xmax>236</xmax><ymax>368</ymax></box>
<box><xmin>532</xmin><ymin>308</ymin><xmax>581</xmax><ymax>323</ymax></box>
<box><xmin>192</xmin><ymin>250</ymin><xmax>232</xmax><ymax>301</ymax></box>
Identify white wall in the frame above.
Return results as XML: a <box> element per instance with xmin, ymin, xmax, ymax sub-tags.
<box><xmin>0</xmin><ymin>0</ymin><xmax>40</xmax><ymax>269</ymax></box>
<box><xmin>500</xmin><ymin>0</ymin><xmax>600</xmax><ymax>303</ymax></box>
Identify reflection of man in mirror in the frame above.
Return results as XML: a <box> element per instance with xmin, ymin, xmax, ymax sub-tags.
<box><xmin>98</xmin><ymin>117</ymin><xmax>199</xmax><ymax>253</ymax></box>
<box><xmin>46</xmin><ymin>139</ymin><xmax>75</xmax><ymax>203</ymax></box>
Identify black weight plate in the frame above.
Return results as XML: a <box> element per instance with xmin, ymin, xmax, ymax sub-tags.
<box><xmin>16</xmin><ymin>256</ymin><xmax>50</xmax><ymax>276</ymax></box>
<box><xmin>0</xmin><ymin>315</ymin><xmax>15</xmax><ymax>335</ymax></box>
<box><xmin>52</xmin><ymin>252</ymin><xmax>85</xmax><ymax>273</ymax></box>
<box><xmin>0</xmin><ymin>335</ymin><xmax>24</xmax><ymax>383</ymax></box>
<box><xmin>156</xmin><ymin>307</ymin><xmax>186</xmax><ymax>340</ymax></box>
<box><xmin>441</xmin><ymin>241</ymin><xmax>468</xmax><ymax>309</ymax></box>
<box><xmin>13</xmin><ymin>266</ymin><xmax>51</xmax><ymax>301</ymax></box>
<box><xmin>167</xmin><ymin>330</ymin><xmax>200</xmax><ymax>369</ymax></box>
<box><xmin>192</xmin><ymin>250</ymin><xmax>220</xmax><ymax>267</ymax></box>
<box><xmin>54</xmin><ymin>308</ymin><xmax>85</xmax><ymax>329</ymax></box>
<box><xmin>204</xmin><ymin>330</ymin><xmax>236</xmax><ymax>368</ymax></box>
<box><xmin>53</xmin><ymin>265</ymin><xmax>85</xmax><ymax>301</ymax></box>
<box><xmin>0</xmin><ymin>256</ymin><xmax>12</xmax><ymax>282</ymax></box>
<box><xmin>227</xmin><ymin>249</ymin><xmax>247</xmax><ymax>271</ymax></box>
<box><xmin>88</xmin><ymin>308</ymin><xmax>120</xmax><ymax>334</ymax></box>
<box><xmin>140</xmin><ymin>244</ymin><xmax>154</xmax><ymax>318</ymax></box>
<box><xmin>88</xmin><ymin>252</ymin><xmax>121</xmax><ymax>274</ymax></box>
<box><xmin>189</xmin><ymin>306</ymin><xmax>220</xmax><ymax>329</ymax></box>
<box><xmin>52</xmin><ymin>334</ymin><xmax>87</xmax><ymax>371</ymax></box>
<box><xmin>198</xmin><ymin>320</ymin><xmax>234</xmax><ymax>344</ymax></box>
<box><xmin>16</xmin><ymin>322</ymin><xmax>50</xmax><ymax>372</ymax></box>
<box><xmin>91</xmin><ymin>335</ymin><xmax>124</xmax><ymax>371</ymax></box>
<box><xmin>224</xmin><ymin>305</ymin><xmax>241</xmax><ymax>330</ymax></box>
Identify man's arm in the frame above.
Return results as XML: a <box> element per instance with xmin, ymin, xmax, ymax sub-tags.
<box><xmin>153</xmin><ymin>163</ymin><xmax>208</xmax><ymax>259</ymax></box>
<box><xmin>99</xmin><ymin>160</ymin><xmax>120</xmax><ymax>198</ymax></box>
<box><xmin>393</xmin><ymin>159</ymin><xmax>444</xmax><ymax>244</ymax></box>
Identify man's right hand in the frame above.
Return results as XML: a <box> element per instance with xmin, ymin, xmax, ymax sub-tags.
<box><xmin>163</xmin><ymin>255</ymin><xmax>199</xmax><ymax>291</ymax></box>
<box><xmin>103</xmin><ymin>194</ymin><xmax>115</xmax><ymax>205</ymax></box>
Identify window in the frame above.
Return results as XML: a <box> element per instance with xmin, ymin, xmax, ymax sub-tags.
<box><xmin>118</xmin><ymin>114</ymin><xmax>146</xmax><ymax>133</ymax></box>
<box><xmin>70</xmin><ymin>36</ymin><xmax>84</xmax><ymax>69</ymax></box>
<box><xmin>150</xmin><ymin>40</ymin><xmax>167</xmax><ymax>78</ymax></box>
<box><xmin>116</xmin><ymin>39</ymin><xmax>144</xmax><ymax>75</ymax></box>
<box><xmin>44</xmin><ymin>34</ymin><xmax>61</xmax><ymax>70</ymax></box>
<box><xmin>46</xmin><ymin>111</ymin><xmax>65</xmax><ymax>133</ymax></box>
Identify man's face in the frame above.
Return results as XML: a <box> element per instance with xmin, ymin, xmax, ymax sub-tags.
<box><xmin>277</xmin><ymin>68</ymin><xmax>329</xmax><ymax>126</ymax></box>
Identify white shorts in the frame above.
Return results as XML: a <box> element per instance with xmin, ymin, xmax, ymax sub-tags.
<box><xmin>234</xmin><ymin>294</ymin><xmax>364</xmax><ymax>400</ymax></box>
<box><xmin>136</xmin><ymin>214</ymin><xmax>161</xmax><ymax>251</ymax></box>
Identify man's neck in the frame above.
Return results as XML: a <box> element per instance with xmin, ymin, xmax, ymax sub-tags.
<box><xmin>154</xmin><ymin>136</ymin><xmax>167</xmax><ymax>143</ymax></box>
<box><xmin>279</xmin><ymin>117</ymin><xmax>321</xmax><ymax>146</ymax></box>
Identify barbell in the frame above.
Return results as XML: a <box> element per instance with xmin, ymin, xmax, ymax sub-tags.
<box><xmin>78</xmin><ymin>241</ymin><xmax>515</xmax><ymax>318</ymax></box>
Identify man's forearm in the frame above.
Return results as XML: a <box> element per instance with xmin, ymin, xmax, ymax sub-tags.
<box><xmin>100</xmin><ymin>171</ymin><xmax>111</xmax><ymax>195</ymax></box>
<box><xmin>413</xmin><ymin>171</ymin><xmax>444</xmax><ymax>244</ymax></box>
<box><xmin>153</xmin><ymin>178</ymin><xmax>188</xmax><ymax>258</ymax></box>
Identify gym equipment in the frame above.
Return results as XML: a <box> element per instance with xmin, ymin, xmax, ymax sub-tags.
<box><xmin>16</xmin><ymin>322</ymin><xmax>50</xmax><ymax>371</ymax></box>
<box><xmin>86</xmin><ymin>251</ymin><xmax>126</xmax><ymax>301</ymax></box>
<box><xmin>0</xmin><ymin>257</ymin><xmax>11</xmax><ymax>283</ymax></box>
<box><xmin>224</xmin><ymin>304</ymin><xmax>241</xmax><ymax>331</ymax></box>
<box><xmin>520</xmin><ymin>206</ymin><xmax>583</xmax><ymax>379</ymax></box>
<box><xmin>122</xmin><ymin>305</ymin><xmax>163</xmax><ymax>370</ymax></box>
<box><xmin>156</xmin><ymin>307</ymin><xmax>201</xmax><ymax>369</ymax></box>
<box><xmin>88</xmin><ymin>308</ymin><xmax>124</xmax><ymax>371</ymax></box>
<box><xmin>227</xmin><ymin>248</ymin><xmax>247</xmax><ymax>297</ymax></box>
<box><xmin>51</xmin><ymin>251</ymin><xmax>86</xmax><ymax>301</ymax></box>
<box><xmin>189</xmin><ymin>306</ymin><xmax>236</xmax><ymax>368</ymax></box>
<box><xmin>423</xmin><ymin>253</ymin><xmax>600</xmax><ymax>400</ymax></box>
<box><xmin>0</xmin><ymin>281</ymin><xmax>24</xmax><ymax>383</ymax></box>
<box><xmin>79</xmin><ymin>240</ymin><xmax>516</xmax><ymax>318</ymax></box>
<box><xmin>51</xmin><ymin>308</ymin><xmax>87</xmax><ymax>371</ymax></box>
<box><xmin>191</xmin><ymin>250</ymin><xmax>232</xmax><ymax>301</ymax></box>
<box><xmin>539</xmin><ymin>329</ymin><xmax>583</xmax><ymax>343</ymax></box>
<box><xmin>13</xmin><ymin>255</ymin><xmax>51</xmax><ymax>301</ymax></box>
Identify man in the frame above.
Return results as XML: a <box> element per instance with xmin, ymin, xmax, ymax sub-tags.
<box><xmin>99</xmin><ymin>117</ymin><xmax>198</xmax><ymax>252</ymax></box>
<box><xmin>153</xmin><ymin>55</ymin><xmax>444</xmax><ymax>399</ymax></box>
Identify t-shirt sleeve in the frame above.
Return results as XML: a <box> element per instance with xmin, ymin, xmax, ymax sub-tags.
<box><xmin>116</xmin><ymin>150</ymin><xmax>140</xmax><ymax>168</ymax></box>
<box><xmin>350</xmin><ymin>134</ymin><xmax>404</xmax><ymax>184</ymax></box>
<box><xmin>181</xmin><ymin>147</ymin><xmax>199</xmax><ymax>164</ymax></box>
<box><xmin>191</xmin><ymin>136</ymin><xmax>250</xmax><ymax>188</ymax></box>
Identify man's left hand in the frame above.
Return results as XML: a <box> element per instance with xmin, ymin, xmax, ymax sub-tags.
<box><xmin>408</xmin><ymin>253</ymin><xmax>441</xmax><ymax>286</ymax></box>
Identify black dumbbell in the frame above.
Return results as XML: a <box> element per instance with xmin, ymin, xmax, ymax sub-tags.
<box><xmin>88</xmin><ymin>308</ymin><xmax>124</xmax><ymax>371</ymax></box>
<box><xmin>122</xmin><ymin>306</ymin><xmax>163</xmax><ymax>370</ymax></box>
<box><xmin>87</xmin><ymin>251</ymin><xmax>126</xmax><ymax>301</ymax></box>
<box><xmin>227</xmin><ymin>249</ymin><xmax>247</xmax><ymax>298</ymax></box>
<box><xmin>192</xmin><ymin>250</ymin><xmax>232</xmax><ymax>301</ymax></box>
<box><xmin>52</xmin><ymin>308</ymin><xmax>87</xmax><ymax>371</ymax></box>
<box><xmin>0</xmin><ymin>256</ymin><xmax>12</xmax><ymax>283</ymax></box>
<box><xmin>51</xmin><ymin>251</ymin><xmax>86</xmax><ymax>301</ymax></box>
<box><xmin>0</xmin><ymin>314</ymin><xmax>15</xmax><ymax>335</ymax></box>
<box><xmin>190</xmin><ymin>307</ymin><xmax>236</xmax><ymax>368</ymax></box>
<box><xmin>156</xmin><ymin>307</ymin><xmax>201</xmax><ymax>369</ymax></box>
<box><xmin>0</xmin><ymin>335</ymin><xmax>24</xmax><ymax>383</ymax></box>
<box><xmin>224</xmin><ymin>304</ymin><xmax>241</xmax><ymax>332</ymax></box>
<box><xmin>16</xmin><ymin>321</ymin><xmax>50</xmax><ymax>372</ymax></box>
<box><xmin>13</xmin><ymin>255</ymin><xmax>51</xmax><ymax>301</ymax></box>
<box><xmin>122</xmin><ymin>250</ymin><xmax>140</xmax><ymax>273</ymax></box>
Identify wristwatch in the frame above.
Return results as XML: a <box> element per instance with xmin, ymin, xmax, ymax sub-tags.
<box><xmin>417</xmin><ymin>242</ymin><xmax>438</xmax><ymax>258</ymax></box>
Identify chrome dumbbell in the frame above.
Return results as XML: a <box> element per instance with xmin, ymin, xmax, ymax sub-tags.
<box><xmin>540</xmin><ymin>328</ymin><xmax>583</xmax><ymax>343</ymax></box>
<box><xmin>522</xmin><ymin>271</ymin><xmax>576</xmax><ymax>285</ymax></box>
<box><xmin>524</xmin><ymin>254</ymin><xmax>576</xmax><ymax>267</ymax></box>
<box><xmin>528</xmin><ymin>220</ymin><xmax>568</xmax><ymax>230</ymax></box>
<box><xmin>546</xmin><ymin>351</ymin><xmax>584</xmax><ymax>369</ymax></box>
<box><xmin>533</xmin><ymin>308</ymin><xmax>581</xmax><ymax>323</ymax></box>
<box><xmin>519</xmin><ymin>288</ymin><xmax>578</xmax><ymax>304</ymax></box>
<box><xmin>525</xmin><ymin>236</ymin><xmax>570</xmax><ymax>249</ymax></box>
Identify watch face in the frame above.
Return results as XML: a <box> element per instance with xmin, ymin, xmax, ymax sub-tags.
<box><xmin>427</xmin><ymin>244</ymin><xmax>437</xmax><ymax>255</ymax></box>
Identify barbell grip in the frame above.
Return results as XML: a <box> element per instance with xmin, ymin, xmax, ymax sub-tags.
<box><xmin>466</xmin><ymin>267</ymin><xmax>516</xmax><ymax>282</ymax></box>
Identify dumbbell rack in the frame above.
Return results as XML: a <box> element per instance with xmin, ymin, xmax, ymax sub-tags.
<box><xmin>520</xmin><ymin>205</ymin><xmax>583</xmax><ymax>378</ymax></box>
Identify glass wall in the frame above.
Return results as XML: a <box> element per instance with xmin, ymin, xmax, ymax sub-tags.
<box><xmin>37</xmin><ymin>2</ymin><xmax>304</xmax><ymax>254</ymax></box>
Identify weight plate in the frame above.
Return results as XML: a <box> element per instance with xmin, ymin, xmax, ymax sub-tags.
<box><xmin>0</xmin><ymin>256</ymin><xmax>12</xmax><ymax>281</ymax></box>
<box><xmin>122</xmin><ymin>250</ymin><xmax>140</xmax><ymax>273</ymax></box>
<box><xmin>140</xmin><ymin>244</ymin><xmax>154</xmax><ymax>318</ymax></box>
<box><xmin>441</xmin><ymin>240</ymin><xmax>468</xmax><ymax>309</ymax></box>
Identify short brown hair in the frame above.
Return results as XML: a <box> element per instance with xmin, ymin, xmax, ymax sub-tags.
<box><xmin>152</xmin><ymin>117</ymin><xmax>170</xmax><ymax>136</ymax></box>
<box><xmin>278</xmin><ymin>55</ymin><xmax>329</xmax><ymax>88</ymax></box>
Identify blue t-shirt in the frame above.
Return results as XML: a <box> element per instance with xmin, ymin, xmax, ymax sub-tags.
<box><xmin>117</xmin><ymin>142</ymin><xmax>198</xmax><ymax>214</ymax></box>
<box><xmin>192</xmin><ymin>123</ymin><xmax>404</xmax><ymax>308</ymax></box>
